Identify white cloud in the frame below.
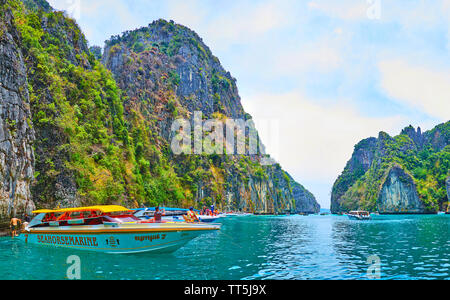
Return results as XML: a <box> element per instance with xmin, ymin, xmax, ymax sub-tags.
<box><xmin>204</xmin><ymin>1</ymin><xmax>295</xmax><ymax>48</ymax></box>
<box><xmin>274</xmin><ymin>42</ymin><xmax>343</xmax><ymax>74</ymax></box>
<box><xmin>378</xmin><ymin>59</ymin><xmax>450</xmax><ymax>121</ymax></box>
<box><xmin>242</xmin><ymin>91</ymin><xmax>406</xmax><ymax>207</ymax></box>
<box><xmin>166</xmin><ymin>0</ymin><xmax>209</xmax><ymax>30</ymax></box>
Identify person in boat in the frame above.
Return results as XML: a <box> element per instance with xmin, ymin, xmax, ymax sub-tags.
<box><xmin>10</xmin><ymin>217</ymin><xmax>22</xmax><ymax>238</ymax></box>
<box><xmin>201</xmin><ymin>206</ymin><xmax>207</xmax><ymax>215</ymax></box>
<box><xmin>184</xmin><ymin>207</ymin><xmax>199</xmax><ymax>223</ymax></box>
<box><xmin>23</xmin><ymin>214</ymin><xmax>31</xmax><ymax>229</ymax></box>
<box><xmin>23</xmin><ymin>214</ymin><xmax>31</xmax><ymax>223</ymax></box>
<box><xmin>88</xmin><ymin>210</ymin><xmax>98</xmax><ymax>218</ymax></box>
<box><xmin>43</xmin><ymin>212</ymin><xmax>56</xmax><ymax>222</ymax></box>
<box><xmin>153</xmin><ymin>206</ymin><xmax>165</xmax><ymax>223</ymax></box>
<box><xmin>210</xmin><ymin>205</ymin><xmax>215</xmax><ymax>216</ymax></box>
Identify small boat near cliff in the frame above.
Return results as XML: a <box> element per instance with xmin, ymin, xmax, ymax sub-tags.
<box><xmin>346</xmin><ymin>211</ymin><xmax>372</xmax><ymax>221</ymax></box>
<box><xmin>18</xmin><ymin>205</ymin><xmax>220</xmax><ymax>254</ymax></box>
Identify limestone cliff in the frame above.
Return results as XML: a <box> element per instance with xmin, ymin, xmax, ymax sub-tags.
<box><xmin>102</xmin><ymin>20</ymin><xmax>320</xmax><ymax>214</ymax></box>
<box><xmin>0</xmin><ymin>1</ymin><xmax>319</xmax><ymax>216</ymax></box>
<box><xmin>331</xmin><ymin>123</ymin><xmax>449</xmax><ymax>214</ymax></box>
<box><xmin>0</xmin><ymin>0</ymin><xmax>35</xmax><ymax>216</ymax></box>
<box><xmin>377</xmin><ymin>164</ymin><xmax>426</xmax><ymax>214</ymax></box>
<box><xmin>330</xmin><ymin>137</ymin><xmax>377</xmax><ymax>213</ymax></box>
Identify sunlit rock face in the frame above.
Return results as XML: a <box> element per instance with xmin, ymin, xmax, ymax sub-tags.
<box><xmin>377</xmin><ymin>164</ymin><xmax>426</xmax><ymax>214</ymax></box>
<box><xmin>331</xmin><ymin>137</ymin><xmax>377</xmax><ymax>214</ymax></box>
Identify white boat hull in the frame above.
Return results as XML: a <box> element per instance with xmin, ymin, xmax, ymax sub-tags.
<box><xmin>18</xmin><ymin>222</ymin><xmax>220</xmax><ymax>254</ymax></box>
<box><xmin>198</xmin><ymin>215</ymin><xmax>220</xmax><ymax>222</ymax></box>
<box><xmin>346</xmin><ymin>214</ymin><xmax>371</xmax><ymax>221</ymax></box>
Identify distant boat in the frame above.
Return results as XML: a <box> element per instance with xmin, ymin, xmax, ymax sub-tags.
<box><xmin>346</xmin><ymin>211</ymin><xmax>371</xmax><ymax>221</ymax></box>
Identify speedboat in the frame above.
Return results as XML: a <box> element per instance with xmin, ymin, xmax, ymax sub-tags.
<box><xmin>346</xmin><ymin>211</ymin><xmax>371</xmax><ymax>220</ymax></box>
<box><xmin>18</xmin><ymin>205</ymin><xmax>220</xmax><ymax>254</ymax></box>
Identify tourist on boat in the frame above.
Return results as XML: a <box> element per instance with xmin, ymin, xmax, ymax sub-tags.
<box><xmin>185</xmin><ymin>207</ymin><xmax>199</xmax><ymax>223</ymax></box>
<box><xmin>10</xmin><ymin>217</ymin><xmax>22</xmax><ymax>238</ymax></box>
<box><xmin>153</xmin><ymin>206</ymin><xmax>165</xmax><ymax>222</ymax></box>
<box><xmin>23</xmin><ymin>214</ymin><xmax>31</xmax><ymax>223</ymax></box>
<box><xmin>23</xmin><ymin>214</ymin><xmax>31</xmax><ymax>229</ymax></box>
<box><xmin>43</xmin><ymin>212</ymin><xmax>56</xmax><ymax>222</ymax></box>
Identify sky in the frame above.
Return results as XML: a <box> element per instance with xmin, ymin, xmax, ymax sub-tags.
<box><xmin>47</xmin><ymin>0</ymin><xmax>450</xmax><ymax>208</ymax></box>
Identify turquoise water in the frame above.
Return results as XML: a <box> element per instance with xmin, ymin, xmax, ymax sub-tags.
<box><xmin>0</xmin><ymin>214</ymin><xmax>449</xmax><ymax>280</ymax></box>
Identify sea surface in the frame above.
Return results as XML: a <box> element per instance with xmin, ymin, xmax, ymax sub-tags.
<box><xmin>0</xmin><ymin>214</ymin><xmax>449</xmax><ymax>280</ymax></box>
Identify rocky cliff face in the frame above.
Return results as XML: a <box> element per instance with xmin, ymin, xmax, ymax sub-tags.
<box><xmin>331</xmin><ymin>123</ymin><xmax>449</xmax><ymax>214</ymax></box>
<box><xmin>377</xmin><ymin>164</ymin><xmax>426</xmax><ymax>214</ymax></box>
<box><xmin>0</xmin><ymin>0</ymin><xmax>133</xmax><ymax>215</ymax></box>
<box><xmin>291</xmin><ymin>179</ymin><xmax>320</xmax><ymax>213</ymax></box>
<box><xmin>0</xmin><ymin>1</ymin><xmax>35</xmax><ymax>217</ymax></box>
<box><xmin>102</xmin><ymin>20</ymin><xmax>319</xmax><ymax>214</ymax></box>
<box><xmin>103</xmin><ymin>20</ymin><xmax>245</xmax><ymax>120</ymax></box>
<box><xmin>0</xmin><ymin>1</ymin><xmax>319</xmax><ymax>216</ymax></box>
<box><xmin>331</xmin><ymin>137</ymin><xmax>377</xmax><ymax>213</ymax></box>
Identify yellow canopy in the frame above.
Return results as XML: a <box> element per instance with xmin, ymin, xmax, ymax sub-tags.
<box><xmin>32</xmin><ymin>205</ymin><xmax>131</xmax><ymax>214</ymax></box>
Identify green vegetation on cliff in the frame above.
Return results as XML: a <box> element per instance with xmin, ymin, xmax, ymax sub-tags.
<box><xmin>1</xmin><ymin>0</ymin><xmax>319</xmax><ymax>214</ymax></box>
<box><xmin>331</xmin><ymin>122</ymin><xmax>450</xmax><ymax>213</ymax></box>
<box><xmin>8</xmin><ymin>0</ymin><xmax>186</xmax><ymax>208</ymax></box>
